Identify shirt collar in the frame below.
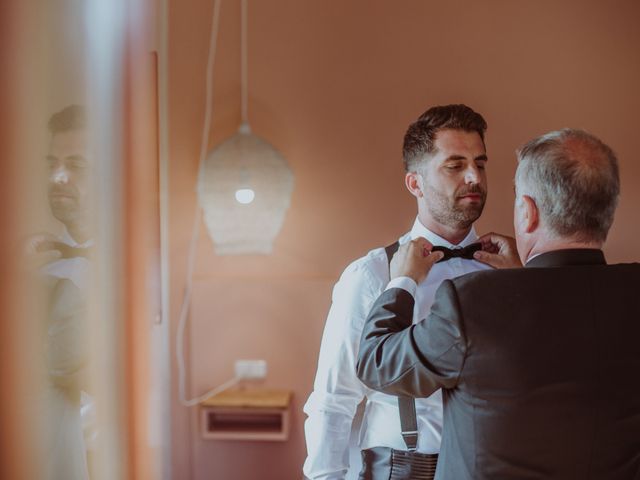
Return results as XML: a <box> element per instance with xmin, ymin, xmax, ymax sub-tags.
<box><xmin>409</xmin><ymin>217</ymin><xmax>479</xmax><ymax>248</ymax></box>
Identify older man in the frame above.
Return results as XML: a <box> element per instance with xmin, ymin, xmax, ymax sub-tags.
<box><xmin>357</xmin><ymin>129</ymin><xmax>640</xmax><ymax>479</ymax></box>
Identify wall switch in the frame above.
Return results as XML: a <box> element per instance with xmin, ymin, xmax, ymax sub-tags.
<box><xmin>235</xmin><ymin>359</ymin><xmax>267</xmax><ymax>380</ymax></box>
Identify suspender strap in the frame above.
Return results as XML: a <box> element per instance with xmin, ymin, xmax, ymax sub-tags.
<box><xmin>398</xmin><ymin>396</ymin><xmax>419</xmax><ymax>451</ymax></box>
<box><xmin>384</xmin><ymin>241</ymin><xmax>419</xmax><ymax>451</ymax></box>
<box><xmin>384</xmin><ymin>241</ymin><xmax>400</xmax><ymax>266</ymax></box>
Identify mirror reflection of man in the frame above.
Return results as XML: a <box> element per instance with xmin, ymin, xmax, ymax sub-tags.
<box><xmin>26</xmin><ymin>105</ymin><xmax>95</xmax><ymax>480</ymax></box>
<box><xmin>304</xmin><ymin>105</ymin><xmax>493</xmax><ymax>480</ymax></box>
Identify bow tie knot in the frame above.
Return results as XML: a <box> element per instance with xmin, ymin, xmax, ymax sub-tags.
<box><xmin>431</xmin><ymin>243</ymin><xmax>481</xmax><ymax>262</ymax></box>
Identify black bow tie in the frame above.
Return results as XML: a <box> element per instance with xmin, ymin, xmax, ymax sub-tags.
<box><xmin>431</xmin><ymin>242</ymin><xmax>481</xmax><ymax>262</ymax></box>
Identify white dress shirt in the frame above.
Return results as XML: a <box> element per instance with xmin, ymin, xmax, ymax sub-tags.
<box><xmin>303</xmin><ymin>218</ymin><xmax>492</xmax><ymax>480</ymax></box>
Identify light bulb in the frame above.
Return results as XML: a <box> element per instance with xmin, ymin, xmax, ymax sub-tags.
<box><xmin>235</xmin><ymin>188</ymin><xmax>255</xmax><ymax>204</ymax></box>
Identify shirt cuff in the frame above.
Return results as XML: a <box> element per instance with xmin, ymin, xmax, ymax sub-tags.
<box><xmin>386</xmin><ymin>276</ymin><xmax>417</xmax><ymax>297</ymax></box>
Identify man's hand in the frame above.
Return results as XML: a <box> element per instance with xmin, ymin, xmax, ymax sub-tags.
<box><xmin>473</xmin><ymin>232</ymin><xmax>522</xmax><ymax>269</ymax></box>
<box><xmin>390</xmin><ymin>237</ymin><xmax>444</xmax><ymax>283</ymax></box>
<box><xmin>23</xmin><ymin>233</ymin><xmax>62</xmax><ymax>270</ymax></box>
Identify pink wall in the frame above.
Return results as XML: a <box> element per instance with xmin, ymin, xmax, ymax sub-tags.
<box><xmin>168</xmin><ymin>1</ymin><xmax>640</xmax><ymax>478</ymax></box>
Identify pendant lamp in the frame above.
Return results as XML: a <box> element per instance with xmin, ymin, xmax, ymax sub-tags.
<box><xmin>197</xmin><ymin>0</ymin><xmax>294</xmax><ymax>255</ymax></box>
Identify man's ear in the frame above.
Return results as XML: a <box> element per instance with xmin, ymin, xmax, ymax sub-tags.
<box><xmin>521</xmin><ymin>195</ymin><xmax>539</xmax><ymax>233</ymax></box>
<box><xmin>405</xmin><ymin>172</ymin><xmax>423</xmax><ymax>198</ymax></box>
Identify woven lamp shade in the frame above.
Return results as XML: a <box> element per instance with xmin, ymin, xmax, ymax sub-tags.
<box><xmin>197</xmin><ymin>129</ymin><xmax>294</xmax><ymax>255</ymax></box>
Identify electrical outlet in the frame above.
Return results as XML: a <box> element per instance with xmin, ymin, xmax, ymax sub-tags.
<box><xmin>235</xmin><ymin>359</ymin><xmax>267</xmax><ymax>380</ymax></box>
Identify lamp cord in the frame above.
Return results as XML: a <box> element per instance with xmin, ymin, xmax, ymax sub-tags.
<box><xmin>241</xmin><ymin>0</ymin><xmax>249</xmax><ymax>126</ymax></box>
<box><xmin>176</xmin><ymin>0</ymin><xmax>240</xmax><ymax>408</ymax></box>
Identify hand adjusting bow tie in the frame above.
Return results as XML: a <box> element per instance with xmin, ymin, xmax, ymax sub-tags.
<box><xmin>431</xmin><ymin>242</ymin><xmax>482</xmax><ymax>262</ymax></box>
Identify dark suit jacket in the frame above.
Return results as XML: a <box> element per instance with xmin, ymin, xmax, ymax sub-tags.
<box><xmin>357</xmin><ymin>249</ymin><xmax>640</xmax><ymax>480</ymax></box>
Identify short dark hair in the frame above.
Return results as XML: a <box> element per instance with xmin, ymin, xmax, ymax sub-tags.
<box><xmin>48</xmin><ymin>105</ymin><xmax>86</xmax><ymax>134</ymax></box>
<box><xmin>402</xmin><ymin>104</ymin><xmax>487</xmax><ymax>172</ymax></box>
<box><xmin>516</xmin><ymin>129</ymin><xmax>620</xmax><ymax>243</ymax></box>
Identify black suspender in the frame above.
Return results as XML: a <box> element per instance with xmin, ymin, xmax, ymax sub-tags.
<box><xmin>384</xmin><ymin>241</ymin><xmax>419</xmax><ymax>451</ymax></box>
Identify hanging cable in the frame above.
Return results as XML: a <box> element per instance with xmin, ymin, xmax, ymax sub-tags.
<box><xmin>176</xmin><ymin>0</ymin><xmax>240</xmax><ymax>407</ymax></box>
<box><xmin>240</xmin><ymin>0</ymin><xmax>249</xmax><ymax>128</ymax></box>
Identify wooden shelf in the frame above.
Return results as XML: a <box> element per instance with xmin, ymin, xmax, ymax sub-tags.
<box><xmin>200</xmin><ymin>389</ymin><xmax>292</xmax><ymax>441</ymax></box>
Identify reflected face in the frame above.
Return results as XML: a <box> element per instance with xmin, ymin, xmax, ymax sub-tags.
<box><xmin>47</xmin><ymin>129</ymin><xmax>89</xmax><ymax>228</ymax></box>
<box><xmin>417</xmin><ymin>129</ymin><xmax>488</xmax><ymax>229</ymax></box>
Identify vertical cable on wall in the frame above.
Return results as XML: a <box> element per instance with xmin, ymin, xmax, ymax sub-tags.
<box><xmin>176</xmin><ymin>0</ymin><xmax>241</xmax><ymax>408</ymax></box>
<box><xmin>240</xmin><ymin>0</ymin><xmax>248</xmax><ymax>128</ymax></box>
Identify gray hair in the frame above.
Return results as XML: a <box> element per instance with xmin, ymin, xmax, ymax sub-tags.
<box><xmin>515</xmin><ymin>129</ymin><xmax>619</xmax><ymax>243</ymax></box>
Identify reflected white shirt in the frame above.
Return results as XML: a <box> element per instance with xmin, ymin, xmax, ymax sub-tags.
<box><xmin>41</xmin><ymin>229</ymin><xmax>92</xmax><ymax>291</ymax></box>
<box><xmin>41</xmin><ymin>229</ymin><xmax>97</xmax><ymax>452</ymax></box>
<box><xmin>303</xmin><ymin>218</ymin><xmax>492</xmax><ymax>480</ymax></box>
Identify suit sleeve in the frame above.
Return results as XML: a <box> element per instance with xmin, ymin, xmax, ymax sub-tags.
<box><xmin>356</xmin><ymin>280</ymin><xmax>467</xmax><ymax>398</ymax></box>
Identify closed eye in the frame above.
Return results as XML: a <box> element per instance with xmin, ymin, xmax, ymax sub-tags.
<box><xmin>67</xmin><ymin>156</ymin><xmax>88</xmax><ymax>170</ymax></box>
<box><xmin>444</xmin><ymin>162</ymin><xmax>463</xmax><ymax>170</ymax></box>
<box><xmin>69</xmin><ymin>160</ymin><xmax>88</xmax><ymax>170</ymax></box>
